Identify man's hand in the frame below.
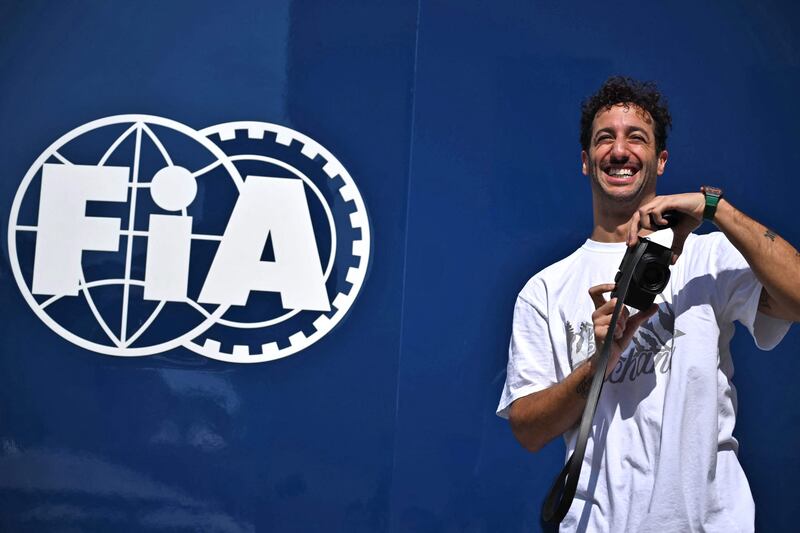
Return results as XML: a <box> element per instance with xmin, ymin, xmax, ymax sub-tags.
<box><xmin>588</xmin><ymin>284</ymin><xmax>658</xmax><ymax>377</ymax></box>
<box><xmin>626</xmin><ymin>193</ymin><xmax>706</xmax><ymax>264</ymax></box>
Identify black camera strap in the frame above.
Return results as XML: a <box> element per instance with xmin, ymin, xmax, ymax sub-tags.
<box><xmin>542</xmin><ymin>241</ymin><xmax>649</xmax><ymax>524</ymax></box>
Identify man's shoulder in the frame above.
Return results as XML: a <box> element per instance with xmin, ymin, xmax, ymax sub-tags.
<box><xmin>684</xmin><ymin>230</ymin><xmax>727</xmax><ymax>251</ymax></box>
<box><xmin>682</xmin><ymin>231</ymin><xmax>753</xmax><ymax>282</ymax></box>
<box><xmin>680</xmin><ymin>231</ymin><xmax>731</xmax><ymax>268</ymax></box>
<box><xmin>517</xmin><ymin>245</ymin><xmax>587</xmax><ymax>303</ymax></box>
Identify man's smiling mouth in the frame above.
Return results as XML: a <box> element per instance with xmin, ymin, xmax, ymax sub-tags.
<box><xmin>603</xmin><ymin>166</ymin><xmax>639</xmax><ymax>184</ymax></box>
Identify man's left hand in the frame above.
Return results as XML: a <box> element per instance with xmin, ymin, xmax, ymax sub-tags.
<box><xmin>626</xmin><ymin>193</ymin><xmax>706</xmax><ymax>264</ymax></box>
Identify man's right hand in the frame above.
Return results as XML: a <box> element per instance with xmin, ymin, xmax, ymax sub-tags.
<box><xmin>588</xmin><ymin>283</ymin><xmax>658</xmax><ymax>378</ymax></box>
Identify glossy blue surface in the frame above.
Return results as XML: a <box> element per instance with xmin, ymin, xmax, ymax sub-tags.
<box><xmin>1</xmin><ymin>1</ymin><xmax>799</xmax><ymax>531</ymax></box>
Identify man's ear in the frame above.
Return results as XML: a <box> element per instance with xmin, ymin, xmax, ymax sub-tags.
<box><xmin>581</xmin><ymin>150</ymin><xmax>589</xmax><ymax>176</ymax></box>
<box><xmin>657</xmin><ymin>150</ymin><xmax>668</xmax><ymax>175</ymax></box>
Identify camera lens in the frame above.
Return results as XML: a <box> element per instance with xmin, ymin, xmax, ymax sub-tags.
<box><xmin>637</xmin><ymin>258</ymin><xmax>669</xmax><ymax>293</ymax></box>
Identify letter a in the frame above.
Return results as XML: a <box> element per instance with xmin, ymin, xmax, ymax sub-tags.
<box><xmin>198</xmin><ymin>176</ymin><xmax>330</xmax><ymax>311</ymax></box>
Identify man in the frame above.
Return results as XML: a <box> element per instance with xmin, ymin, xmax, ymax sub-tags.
<box><xmin>497</xmin><ymin>76</ymin><xmax>799</xmax><ymax>532</ymax></box>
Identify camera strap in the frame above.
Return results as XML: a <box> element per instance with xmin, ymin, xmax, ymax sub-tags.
<box><xmin>542</xmin><ymin>240</ymin><xmax>649</xmax><ymax>524</ymax></box>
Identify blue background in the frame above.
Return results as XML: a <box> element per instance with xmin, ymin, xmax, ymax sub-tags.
<box><xmin>0</xmin><ymin>0</ymin><xmax>798</xmax><ymax>531</ymax></box>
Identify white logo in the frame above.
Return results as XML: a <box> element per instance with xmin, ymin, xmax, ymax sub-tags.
<box><xmin>8</xmin><ymin>115</ymin><xmax>371</xmax><ymax>363</ymax></box>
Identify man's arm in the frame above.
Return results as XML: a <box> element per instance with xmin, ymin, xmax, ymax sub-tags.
<box><xmin>628</xmin><ymin>193</ymin><xmax>800</xmax><ymax>322</ymax></box>
<box><xmin>509</xmin><ymin>353</ymin><xmax>605</xmax><ymax>452</ymax></box>
<box><xmin>509</xmin><ymin>285</ymin><xmax>656</xmax><ymax>452</ymax></box>
<box><xmin>714</xmin><ymin>199</ymin><xmax>800</xmax><ymax>321</ymax></box>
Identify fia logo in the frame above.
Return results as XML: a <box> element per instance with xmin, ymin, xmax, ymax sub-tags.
<box><xmin>8</xmin><ymin>115</ymin><xmax>370</xmax><ymax>363</ymax></box>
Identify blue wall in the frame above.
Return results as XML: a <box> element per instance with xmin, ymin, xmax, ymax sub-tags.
<box><xmin>0</xmin><ymin>1</ymin><xmax>798</xmax><ymax>531</ymax></box>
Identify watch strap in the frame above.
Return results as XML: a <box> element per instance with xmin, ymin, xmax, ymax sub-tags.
<box><xmin>701</xmin><ymin>185</ymin><xmax>723</xmax><ymax>221</ymax></box>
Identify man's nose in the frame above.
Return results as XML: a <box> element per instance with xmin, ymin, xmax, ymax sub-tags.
<box><xmin>610</xmin><ymin>137</ymin><xmax>629</xmax><ymax>160</ymax></box>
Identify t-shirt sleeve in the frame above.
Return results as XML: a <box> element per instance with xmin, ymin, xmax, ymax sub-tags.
<box><xmin>711</xmin><ymin>234</ymin><xmax>792</xmax><ymax>350</ymax></box>
<box><xmin>496</xmin><ymin>280</ymin><xmax>558</xmax><ymax>419</ymax></box>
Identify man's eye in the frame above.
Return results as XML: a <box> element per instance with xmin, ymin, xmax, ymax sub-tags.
<box><xmin>630</xmin><ymin>135</ymin><xmax>646</xmax><ymax>142</ymax></box>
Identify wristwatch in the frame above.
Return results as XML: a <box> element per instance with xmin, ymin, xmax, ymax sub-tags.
<box><xmin>700</xmin><ymin>185</ymin><xmax>723</xmax><ymax>221</ymax></box>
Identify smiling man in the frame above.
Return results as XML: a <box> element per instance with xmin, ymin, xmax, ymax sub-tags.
<box><xmin>497</xmin><ymin>76</ymin><xmax>800</xmax><ymax>532</ymax></box>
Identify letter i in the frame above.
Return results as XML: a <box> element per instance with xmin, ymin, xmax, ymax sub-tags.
<box><xmin>143</xmin><ymin>166</ymin><xmax>197</xmax><ymax>302</ymax></box>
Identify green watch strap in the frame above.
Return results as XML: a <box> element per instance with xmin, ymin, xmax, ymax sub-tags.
<box><xmin>701</xmin><ymin>186</ymin><xmax>723</xmax><ymax>221</ymax></box>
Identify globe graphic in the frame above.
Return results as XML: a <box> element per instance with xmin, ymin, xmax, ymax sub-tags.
<box><xmin>7</xmin><ymin>115</ymin><xmax>243</xmax><ymax>356</ymax></box>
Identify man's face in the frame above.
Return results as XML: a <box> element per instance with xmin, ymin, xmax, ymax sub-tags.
<box><xmin>581</xmin><ymin>103</ymin><xmax>668</xmax><ymax>209</ymax></box>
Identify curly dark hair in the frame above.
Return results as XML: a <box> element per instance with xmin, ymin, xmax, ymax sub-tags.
<box><xmin>580</xmin><ymin>76</ymin><xmax>672</xmax><ymax>153</ymax></box>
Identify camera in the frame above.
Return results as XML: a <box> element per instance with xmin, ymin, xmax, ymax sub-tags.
<box><xmin>612</xmin><ymin>237</ymin><xmax>672</xmax><ymax>310</ymax></box>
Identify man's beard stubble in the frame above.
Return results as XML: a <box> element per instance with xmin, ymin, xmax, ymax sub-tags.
<box><xmin>589</xmin><ymin>167</ymin><xmax>656</xmax><ymax>214</ymax></box>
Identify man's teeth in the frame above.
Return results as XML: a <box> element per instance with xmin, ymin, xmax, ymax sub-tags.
<box><xmin>607</xmin><ymin>168</ymin><xmax>635</xmax><ymax>176</ymax></box>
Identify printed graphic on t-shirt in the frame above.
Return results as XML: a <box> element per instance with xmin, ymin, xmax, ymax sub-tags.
<box><xmin>566</xmin><ymin>304</ymin><xmax>685</xmax><ymax>384</ymax></box>
<box><xmin>565</xmin><ymin>320</ymin><xmax>595</xmax><ymax>369</ymax></box>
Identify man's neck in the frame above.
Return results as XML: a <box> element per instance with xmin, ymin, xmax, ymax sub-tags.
<box><xmin>590</xmin><ymin>196</ymin><xmax>655</xmax><ymax>243</ymax></box>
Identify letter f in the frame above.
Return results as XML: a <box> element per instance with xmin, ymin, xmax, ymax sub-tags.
<box><xmin>32</xmin><ymin>164</ymin><xmax>129</xmax><ymax>296</ymax></box>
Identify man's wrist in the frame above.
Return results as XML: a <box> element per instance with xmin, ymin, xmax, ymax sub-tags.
<box><xmin>573</xmin><ymin>355</ymin><xmax>597</xmax><ymax>399</ymax></box>
<box><xmin>586</xmin><ymin>352</ymin><xmax>610</xmax><ymax>380</ymax></box>
<box><xmin>711</xmin><ymin>197</ymin><xmax>733</xmax><ymax>228</ymax></box>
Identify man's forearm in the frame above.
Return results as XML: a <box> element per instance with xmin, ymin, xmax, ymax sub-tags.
<box><xmin>508</xmin><ymin>355</ymin><xmax>602</xmax><ymax>452</ymax></box>
<box><xmin>713</xmin><ymin>199</ymin><xmax>800</xmax><ymax>321</ymax></box>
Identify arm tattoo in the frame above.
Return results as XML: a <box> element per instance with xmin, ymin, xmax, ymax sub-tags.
<box><xmin>576</xmin><ymin>374</ymin><xmax>592</xmax><ymax>399</ymax></box>
<box><xmin>764</xmin><ymin>229</ymin><xmax>777</xmax><ymax>241</ymax></box>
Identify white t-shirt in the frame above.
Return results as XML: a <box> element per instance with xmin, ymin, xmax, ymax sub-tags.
<box><xmin>497</xmin><ymin>230</ymin><xmax>792</xmax><ymax>532</ymax></box>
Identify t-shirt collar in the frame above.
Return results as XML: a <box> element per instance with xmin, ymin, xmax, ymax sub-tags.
<box><xmin>582</xmin><ymin>229</ymin><xmax>675</xmax><ymax>253</ymax></box>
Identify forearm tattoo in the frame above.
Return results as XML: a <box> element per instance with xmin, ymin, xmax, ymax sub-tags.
<box><xmin>576</xmin><ymin>374</ymin><xmax>592</xmax><ymax>399</ymax></box>
<box><xmin>764</xmin><ymin>229</ymin><xmax>777</xmax><ymax>241</ymax></box>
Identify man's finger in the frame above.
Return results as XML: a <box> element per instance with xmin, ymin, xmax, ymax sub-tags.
<box><xmin>617</xmin><ymin>307</ymin><xmax>629</xmax><ymax>331</ymax></box>
<box><xmin>627</xmin><ymin>211</ymin><xmax>641</xmax><ymax>246</ymax></box>
<box><xmin>649</xmin><ymin>209</ymin><xmax>669</xmax><ymax>227</ymax></box>
<box><xmin>670</xmin><ymin>228</ymin><xmax>690</xmax><ymax>265</ymax></box>
<box><xmin>619</xmin><ymin>304</ymin><xmax>658</xmax><ymax>345</ymax></box>
<box><xmin>588</xmin><ymin>283</ymin><xmax>616</xmax><ymax>309</ymax></box>
<box><xmin>632</xmin><ymin>303</ymin><xmax>658</xmax><ymax>325</ymax></box>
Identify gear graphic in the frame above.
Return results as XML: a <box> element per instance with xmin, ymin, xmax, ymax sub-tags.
<box><xmin>182</xmin><ymin>121</ymin><xmax>371</xmax><ymax>363</ymax></box>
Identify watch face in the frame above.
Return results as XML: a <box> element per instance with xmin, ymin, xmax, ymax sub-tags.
<box><xmin>702</xmin><ymin>185</ymin><xmax>723</xmax><ymax>197</ymax></box>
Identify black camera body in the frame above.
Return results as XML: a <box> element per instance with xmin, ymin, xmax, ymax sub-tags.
<box><xmin>612</xmin><ymin>237</ymin><xmax>672</xmax><ymax>310</ymax></box>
